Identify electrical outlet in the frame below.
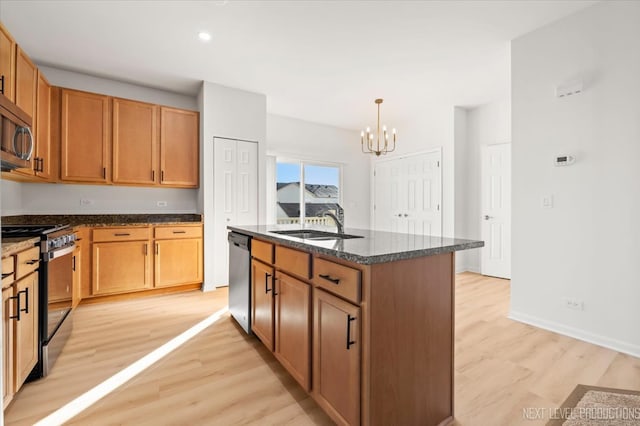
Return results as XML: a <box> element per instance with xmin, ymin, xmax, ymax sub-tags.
<box><xmin>157</xmin><ymin>201</ymin><xmax>168</xmax><ymax>207</ymax></box>
<box><xmin>542</xmin><ymin>195</ymin><xmax>554</xmax><ymax>208</ymax></box>
<box><xmin>80</xmin><ymin>199</ymin><xmax>94</xmax><ymax>206</ymax></box>
<box><xmin>563</xmin><ymin>297</ymin><xmax>584</xmax><ymax>311</ymax></box>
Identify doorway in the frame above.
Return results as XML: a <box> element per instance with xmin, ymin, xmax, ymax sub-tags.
<box><xmin>480</xmin><ymin>143</ymin><xmax>511</xmax><ymax>279</ymax></box>
<box><xmin>373</xmin><ymin>149</ymin><xmax>442</xmax><ymax>237</ymax></box>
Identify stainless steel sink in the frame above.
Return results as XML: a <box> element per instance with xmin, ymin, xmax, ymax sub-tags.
<box><xmin>270</xmin><ymin>229</ymin><xmax>363</xmax><ymax>240</ymax></box>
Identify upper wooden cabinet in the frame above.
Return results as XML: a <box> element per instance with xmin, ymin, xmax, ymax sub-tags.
<box><xmin>15</xmin><ymin>46</ymin><xmax>37</xmax><ymax>123</ymax></box>
<box><xmin>35</xmin><ymin>71</ymin><xmax>52</xmax><ymax>180</ymax></box>
<box><xmin>61</xmin><ymin>89</ymin><xmax>110</xmax><ymax>183</ymax></box>
<box><xmin>0</xmin><ymin>22</ymin><xmax>16</xmax><ymax>102</ymax></box>
<box><xmin>160</xmin><ymin>107</ymin><xmax>199</xmax><ymax>188</ymax></box>
<box><xmin>112</xmin><ymin>98</ymin><xmax>157</xmax><ymax>185</ymax></box>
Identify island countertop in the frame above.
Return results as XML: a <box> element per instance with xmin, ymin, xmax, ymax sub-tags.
<box><xmin>228</xmin><ymin>224</ymin><xmax>483</xmax><ymax>265</ymax></box>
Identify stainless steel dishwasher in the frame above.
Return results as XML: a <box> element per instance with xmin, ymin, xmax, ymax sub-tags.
<box><xmin>228</xmin><ymin>231</ymin><xmax>252</xmax><ymax>334</ymax></box>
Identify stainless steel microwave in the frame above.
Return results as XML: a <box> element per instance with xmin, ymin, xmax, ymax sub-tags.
<box><xmin>0</xmin><ymin>93</ymin><xmax>33</xmax><ymax>171</ymax></box>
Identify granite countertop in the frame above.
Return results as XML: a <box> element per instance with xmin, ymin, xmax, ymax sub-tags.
<box><xmin>2</xmin><ymin>236</ymin><xmax>40</xmax><ymax>257</ymax></box>
<box><xmin>2</xmin><ymin>214</ymin><xmax>202</xmax><ymax>227</ymax></box>
<box><xmin>228</xmin><ymin>225</ymin><xmax>484</xmax><ymax>265</ymax></box>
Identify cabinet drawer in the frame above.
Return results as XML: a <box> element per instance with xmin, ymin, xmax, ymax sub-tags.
<box><xmin>275</xmin><ymin>246</ymin><xmax>310</xmax><ymax>280</ymax></box>
<box><xmin>93</xmin><ymin>227</ymin><xmax>151</xmax><ymax>242</ymax></box>
<box><xmin>313</xmin><ymin>258</ymin><xmax>361</xmax><ymax>304</ymax></box>
<box><xmin>2</xmin><ymin>256</ymin><xmax>14</xmax><ymax>288</ymax></box>
<box><xmin>154</xmin><ymin>225</ymin><xmax>202</xmax><ymax>240</ymax></box>
<box><xmin>16</xmin><ymin>247</ymin><xmax>40</xmax><ymax>280</ymax></box>
<box><xmin>252</xmin><ymin>239</ymin><xmax>274</xmax><ymax>264</ymax></box>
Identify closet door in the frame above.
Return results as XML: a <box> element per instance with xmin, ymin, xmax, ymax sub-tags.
<box><xmin>213</xmin><ymin>138</ymin><xmax>258</xmax><ymax>286</ymax></box>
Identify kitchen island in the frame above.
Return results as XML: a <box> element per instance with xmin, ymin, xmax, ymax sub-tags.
<box><xmin>228</xmin><ymin>225</ymin><xmax>483</xmax><ymax>426</ymax></box>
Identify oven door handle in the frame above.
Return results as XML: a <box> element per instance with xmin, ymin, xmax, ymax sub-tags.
<box><xmin>44</xmin><ymin>244</ymin><xmax>76</xmax><ymax>262</ymax></box>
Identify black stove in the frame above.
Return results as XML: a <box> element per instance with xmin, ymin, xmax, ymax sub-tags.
<box><xmin>1</xmin><ymin>223</ymin><xmax>76</xmax><ymax>379</ymax></box>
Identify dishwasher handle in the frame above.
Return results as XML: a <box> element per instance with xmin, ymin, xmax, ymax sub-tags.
<box><xmin>228</xmin><ymin>232</ymin><xmax>251</xmax><ymax>250</ymax></box>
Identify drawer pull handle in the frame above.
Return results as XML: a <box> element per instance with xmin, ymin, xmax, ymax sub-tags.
<box><xmin>172</xmin><ymin>231</ymin><xmax>187</xmax><ymax>234</ymax></box>
<box><xmin>346</xmin><ymin>314</ymin><xmax>356</xmax><ymax>350</ymax></box>
<box><xmin>114</xmin><ymin>233</ymin><xmax>130</xmax><ymax>236</ymax></box>
<box><xmin>9</xmin><ymin>294</ymin><xmax>20</xmax><ymax>321</ymax></box>
<box><xmin>319</xmin><ymin>274</ymin><xmax>340</xmax><ymax>285</ymax></box>
<box><xmin>1</xmin><ymin>273</ymin><xmax>13</xmax><ymax>279</ymax></box>
<box><xmin>25</xmin><ymin>259</ymin><xmax>39</xmax><ymax>265</ymax></box>
<box><xmin>20</xmin><ymin>288</ymin><xmax>29</xmax><ymax>314</ymax></box>
<box><xmin>265</xmin><ymin>273</ymin><xmax>272</xmax><ymax>293</ymax></box>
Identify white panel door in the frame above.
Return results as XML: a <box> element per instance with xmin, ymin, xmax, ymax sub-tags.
<box><xmin>214</xmin><ymin>138</ymin><xmax>258</xmax><ymax>287</ymax></box>
<box><xmin>405</xmin><ymin>152</ymin><xmax>442</xmax><ymax>237</ymax></box>
<box><xmin>481</xmin><ymin>143</ymin><xmax>511</xmax><ymax>279</ymax></box>
<box><xmin>374</xmin><ymin>150</ymin><xmax>442</xmax><ymax>237</ymax></box>
<box><xmin>235</xmin><ymin>141</ymin><xmax>258</xmax><ymax>226</ymax></box>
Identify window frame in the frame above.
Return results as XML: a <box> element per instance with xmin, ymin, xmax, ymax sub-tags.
<box><xmin>275</xmin><ymin>157</ymin><xmax>344</xmax><ymax>225</ymax></box>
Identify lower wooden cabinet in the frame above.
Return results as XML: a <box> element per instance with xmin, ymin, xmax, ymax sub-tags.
<box><xmin>274</xmin><ymin>271</ymin><xmax>311</xmax><ymax>391</ymax></box>
<box><xmin>312</xmin><ymin>288</ymin><xmax>361</xmax><ymax>426</ymax></box>
<box><xmin>14</xmin><ymin>272</ymin><xmax>39</xmax><ymax>388</ymax></box>
<box><xmin>154</xmin><ymin>238</ymin><xmax>202</xmax><ymax>287</ymax></box>
<box><xmin>251</xmin><ymin>259</ymin><xmax>274</xmax><ymax>351</ymax></box>
<box><xmin>2</xmin><ymin>285</ymin><xmax>14</xmax><ymax>408</ymax></box>
<box><xmin>92</xmin><ymin>241</ymin><xmax>151</xmax><ymax>295</ymax></box>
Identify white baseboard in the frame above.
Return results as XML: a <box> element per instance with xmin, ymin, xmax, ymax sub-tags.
<box><xmin>455</xmin><ymin>265</ymin><xmax>481</xmax><ymax>274</ymax></box>
<box><xmin>509</xmin><ymin>310</ymin><xmax>640</xmax><ymax>359</ymax></box>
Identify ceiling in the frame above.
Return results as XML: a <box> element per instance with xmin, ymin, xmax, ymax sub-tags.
<box><xmin>0</xmin><ymin>0</ymin><xmax>597</xmax><ymax>130</ymax></box>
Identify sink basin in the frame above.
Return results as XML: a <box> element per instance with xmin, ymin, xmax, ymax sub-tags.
<box><xmin>270</xmin><ymin>229</ymin><xmax>363</xmax><ymax>240</ymax></box>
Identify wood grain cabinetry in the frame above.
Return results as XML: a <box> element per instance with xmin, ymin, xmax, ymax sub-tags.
<box><xmin>159</xmin><ymin>107</ymin><xmax>198</xmax><ymax>187</ymax></box>
<box><xmin>2</xmin><ymin>247</ymin><xmax>40</xmax><ymax>409</ymax></box>
<box><xmin>14</xmin><ymin>271</ymin><xmax>38</xmax><ymax>387</ymax></box>
<box><xmin>92</xmin><ymin>227</ymin><xmax>151</xmax><ymax>295</ymax></box>
<box><xmin>154</xmin><ymin>225</ymin><xmax>203</xmax><ymax>288</ymax></box>
<box><xmin>0</xmin><ymin>22</ymin><xmax>16</xmax><ymax>102</ymax></box>
<box><xmin>61</xmin><ymin>89</ymin><xmax>110</xmax><ymax>183</ymax></box>
<box><xmin>274</xmin><ymin>271</ymin><xmax>311</xmax><ymax>391</ymax></box>
<box><xmin>34</xmin><ymin>71</ymin><xmax>52</xmax><ymax>179</ymax></box>
<box><xmin>248</xmin><ymin>238</ymin><xmax>456</xmax><ymax>425</ymax></box>
<box><xmin>14</xmin><ymin>46</ymin><xmax>37</xmax><ymax>124</ymax></box>
<box><xmin>251</xmin><ymin>259</ymin><xmax>274</xmax><ymax>351</ymax></box>
<box><xmin>312</xmin><ymin>288</ymin><xmax>360</xmax><ymax>426</ymax></box>
<box><xmin>2</xmin><ymin>284</ymin><xmax>14</xmax><ymax>408</ymax></box>
<box><xmin>112</xmin><ymin>98</ymin><xmax>157</xmax><ymax>185</ymax></box>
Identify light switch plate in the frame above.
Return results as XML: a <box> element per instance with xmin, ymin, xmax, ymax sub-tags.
<box><xmin>542</xmin><ymin>195</ymin><xmax>553</xmax><ymax>208</ymax></box>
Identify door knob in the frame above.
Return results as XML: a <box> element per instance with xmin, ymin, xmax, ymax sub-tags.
<box><xmin>403</xmin><ymin>214</ymin><xmax>408</xmax><ymax>217</ymax></box>
<box><xmin>397</xmin><ymin>214</ymin><xmax>402</xmax><ymax>217</ymax></box>
<box><xmin>226</xmin><ymin>218</ymin><xmax>231</xmax><ymax>222</ymax></box>
<box><xmin>484</xmin><ymin>215</ymin><xmax>493</xmax><ymax>220</ymax></box>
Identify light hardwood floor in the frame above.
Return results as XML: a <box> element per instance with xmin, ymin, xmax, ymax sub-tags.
<box><xmin>5</xmin><ymin>273</ymin><xmax>640</xmax><ymax>425</ymax></box>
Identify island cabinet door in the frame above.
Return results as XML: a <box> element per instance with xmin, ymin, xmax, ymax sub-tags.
<box><xmin>312</xmin><ymin>288</ymin><xmax>360</xmax><ymax>426</ymax></box>
<box><xmin>251</xmin><ymin>259</ymin><xmax>274</xmax><ymax>351</ymax></box>
<box><xmin>274</xmin><ymin>271</ymin><xmax>310</xmax><ymax>391</ymax></box>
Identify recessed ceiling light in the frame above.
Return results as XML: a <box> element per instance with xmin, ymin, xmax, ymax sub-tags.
<box><xmin>198</xmin><ymin>31</ymin><xmax>211</xmax><ymax>42</ymax></box>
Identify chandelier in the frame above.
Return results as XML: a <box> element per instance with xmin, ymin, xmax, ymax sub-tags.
<box><xmin>360</xmin><ymin>98</ymin><xmax>397</xmax><ymax>156</ymax></box>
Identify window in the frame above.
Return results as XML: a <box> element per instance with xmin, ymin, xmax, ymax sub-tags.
<box><xmin>275</xmin><ymin>160</ymin><xmax>342</xmax><ymax>226</ymax></box>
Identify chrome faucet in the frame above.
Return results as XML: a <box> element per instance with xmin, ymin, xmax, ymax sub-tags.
<box><xmin>322</xmin><ymin>211</ymin><xmax>344</xmax><ymax>234</ymax></box>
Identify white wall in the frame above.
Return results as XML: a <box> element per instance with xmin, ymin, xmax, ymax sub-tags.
<box><xmin>2</xmin><ymin>66</ymin><xmax>200</xmax><ymax>216</ymax></box>
<box><xmin>454</xmin><ymin>107</ymin><xmax>469</xmax><ymax>272</ymax></box>
<box><xmin>199</xmin><ymin>82</ymin><xmax>267</xmax><ymax>290</ymax></box>
<box><xmin>266</xmin><ymin>114</ymin><xmax>369</xmax><ymax>229</ymax></box>
<box><xmin>461</xmin><ymin>100</ymin><xmax>511</xmax><ymax>272</ymax></box>
<box><xmin>372</xmin><ymin>105</ymin><xmax>456</xmax><ymax>237</ymax></box>
<box><xmin>511</xmin><ymin>1</ymin><xmax>640</xmax><ymax>356</ymax></box>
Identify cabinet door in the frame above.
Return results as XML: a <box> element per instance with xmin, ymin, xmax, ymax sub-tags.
<box><xmin>159</xmin><ymin>107</ymin><xmax>198</xmax><ymax>187</ymax></box>
<box><xmin>313</xmin><ymin>289</ymin><xmax>361</xmax><ymax>426</ymax></box>
<box><xmin>61</xmin><ymin>89</ymin><xmax>110</xmax><ymax>182</ymax></box>
<box><xmin>14</xmin><ymin>272</ymin><xmax>38</xmax><ymax>389</ymax></box>
<box><xmin>251</xmin><ymin>259</ymin><xmax>274</xmax><ymax>351</ymax></box>
<box><xmin>35</xmin><ymin>71</ymin><xmax>52</xmax><ymax>180</ymax></box>
<box><xmin>274</xmin><ymin>272</ymin><xmax>311</xmax><ymax>391</ymax></box>
<box><xmin>0</xmin><ymin>23</ymin><xmax>16</xmax><ymax>102</ymax></box>
<box><xmin>72</xmin><ymin>245</ymin><xmax>81</xmax><ymax>309</ymax></box>
<box><xmin>15</xmin><ymin>46</ymin><xmax>37</xmax><ymax>122</ymax></box>
<box><xmin>154</xmin><ymin>238</ymin><xmax>203</xmax><ymax>287</ymax></box>
<box><xmin>112</xmin><ymin>98</ymin><xmax>157</xmax><ymax>185</ymax></box>
<box><xmin>2</xmin><ymin>285</ymin><xmax>14</xmax><ymax>408</ymax></box>
<box><xmin>92</xmin><ymin>241</ymin><xmax>151</xmax><ymax>295</ymax></box>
